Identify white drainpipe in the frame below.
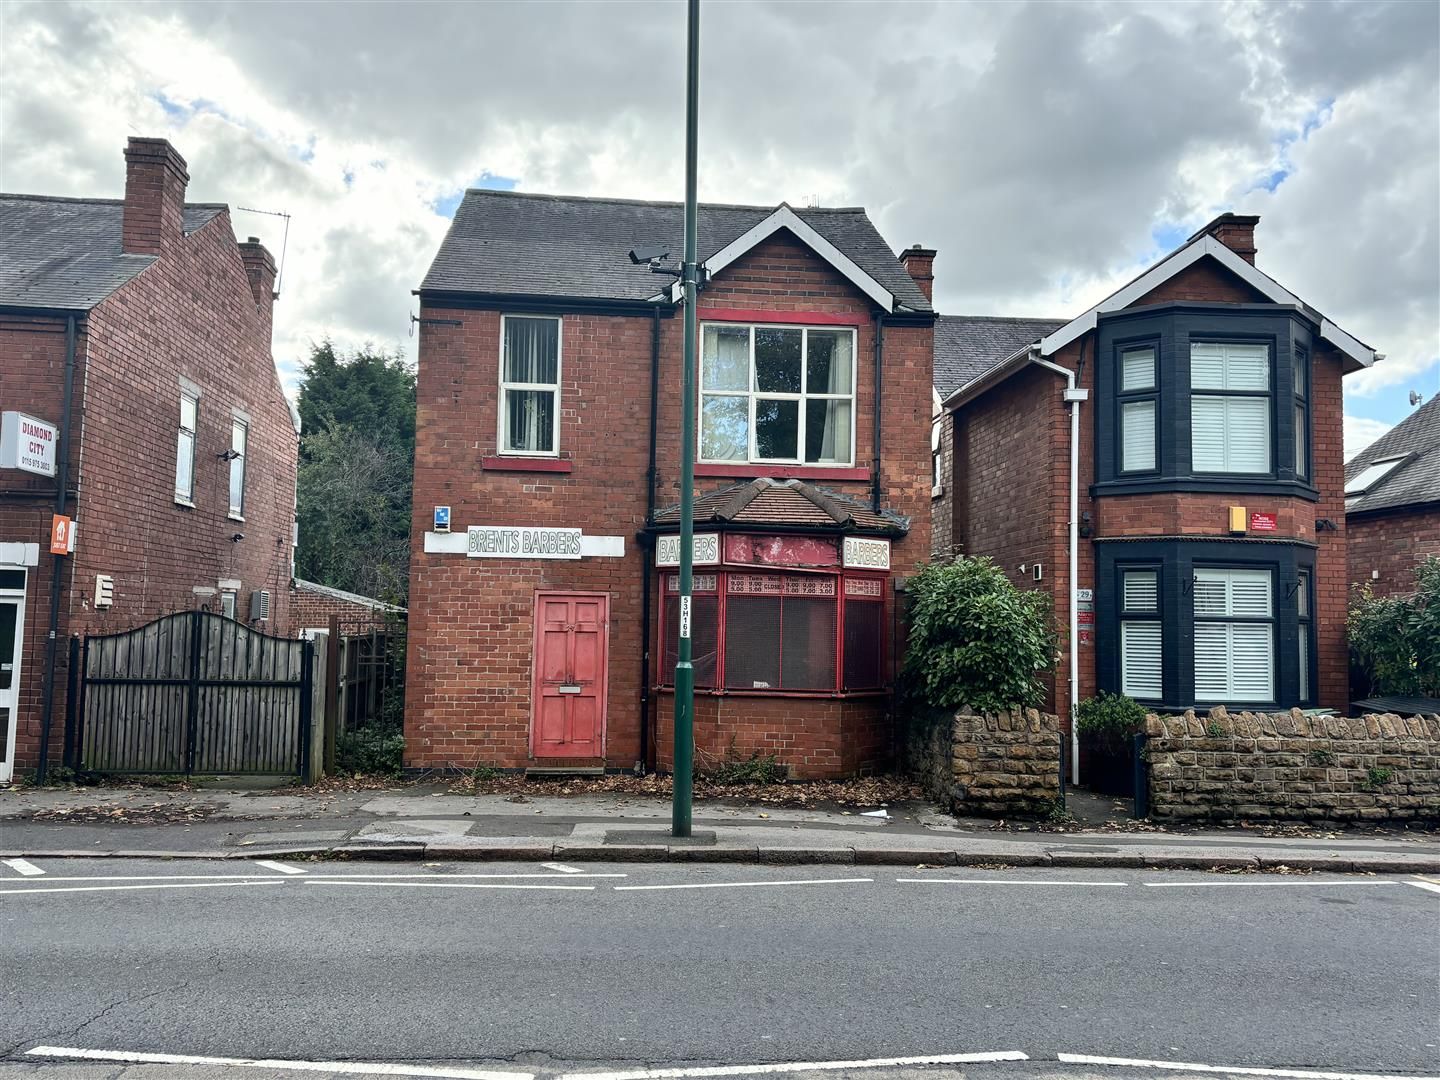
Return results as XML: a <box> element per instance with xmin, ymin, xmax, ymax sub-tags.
<box><xmin>1028</xmin><ymin>350</ymin><xmax>1088</xmax><ymax>787</ymax></box>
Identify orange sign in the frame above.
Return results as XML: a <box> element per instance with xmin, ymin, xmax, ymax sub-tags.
<box><xmin>50</xmin><ymin>514</ymin><xmax>73</xmax><ymax>555</ymax></box>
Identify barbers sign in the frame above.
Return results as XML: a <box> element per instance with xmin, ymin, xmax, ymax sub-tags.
<box><xmin>467</xmin><ymin>525</ymin><xmax>582</xmax><ymax>560</ymax></box>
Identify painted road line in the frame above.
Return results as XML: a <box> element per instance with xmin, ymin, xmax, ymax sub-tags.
<box><xmin>1143</xmin><ymin>880</ymin><xmax>1400</xmax><ymax>888</ymax></box>
<box><xmin>555</xmin><ymin>1050</ymin><xmax>1028</xmax><ymax>1080</ymax></box>
<box><xmin>255</xmin><ymin>860</ymin><xmax>308</xmax><ymax>875</ymax></box>
<box><xmin>897</xmin><ymin>878</ymin><xmax>1127</xmax><ymax>887</ymax></box>
<box><xmin>0</xmin><ymin>874</ymin><xmax>299</xmax><ymax>884</ymax></box>
<box><xmin>0</xmin><ymin>881</ymin><xmax>285</xmax><ymax>897</ymax></box>
<box><xmin>306</xmin><ymin>872</ymin><xmax>626</xmax><ymax>880</ymax></box>
<box><xmin>543</xmin><ymin>862</ymin><xmax>585</xmax><ymax>874</ymax></box>
<box><xmin>614</xmin><ymin>878</ymin><xmax>874</xmax><ymax>892</ymax></box>
<box><xmin>2</xmin><ymin>858</ymin><xmax>45</xmax><ymax>877</ymax></box>
<box><xmin>1055</xmin><ymin>1052</ymin><xmax>1438</xmax><ymax>1080</ymax></box>
<box><xmin>307</xmin><ymin>881</ymin><xmax>594</xmax><ymax>891</ymax></box>
<box><xmin>1407</xmin><ymin>877</ymin><xmax>1440</xmax><ymax>895</ymax></box>
<box><xmin>26</xmin><ymin>1046</ymin><xmax>532</xmax><ymax>1080</ymax></box>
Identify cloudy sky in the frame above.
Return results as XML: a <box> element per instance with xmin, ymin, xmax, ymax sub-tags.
<box><xmin>2</xmin><ymin>0</ymin><xmax>1436</xmax><ymax>456</ymax></box>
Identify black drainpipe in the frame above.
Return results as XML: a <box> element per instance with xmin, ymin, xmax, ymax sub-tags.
<box><xmin>36</xmin><ymin>313</ymin><xmax>78</xmax><ymax>783</ymax></box>
<box><xmin>871</xmin><ymin>311</ymin><xmax>884</xmax><ymax>511</ymax></box>
<box><xmin>637</xmin><ymin>306</ymin><xmax>662</xmax><ymax>772</ymax></box>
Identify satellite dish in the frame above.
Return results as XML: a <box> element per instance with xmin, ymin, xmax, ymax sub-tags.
<box><xmin>1411</xmin><ymin>390</ymin><xmax>1423</xmax><ymax>406</ymax></box>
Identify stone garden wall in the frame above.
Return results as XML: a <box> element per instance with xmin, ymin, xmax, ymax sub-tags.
<box><xmin>1145</xmin><ymin>707</ymin><xmax>1440</xmax><ymax>823</ymax></box>
<box><xmin>906</xmin><ymin>706</ymin><xmax>1062</xmax><ymax>817</ymax></box>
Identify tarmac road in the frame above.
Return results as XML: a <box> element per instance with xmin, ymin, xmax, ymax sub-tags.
<box><xmin>1</xmin><ymin>858</ymin><xmax>1437</xmax><ymax>1079</ymax></box>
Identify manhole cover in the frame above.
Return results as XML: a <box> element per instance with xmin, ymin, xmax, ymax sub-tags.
<box><xmin>605</xmin><ymin>829</ymin><xmax>716</xmax><ymax>846</ymax></box>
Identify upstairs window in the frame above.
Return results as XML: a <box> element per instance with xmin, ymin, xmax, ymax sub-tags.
<box><xmin>700</xmin><ymin>324</ymin><xmax>856</xmax><ymax>466</ymax></box>
<box><xmin>175</xmin><ymin>392</ymin><xmax>198</xmax><ymax>503</ymax></box>
<box><xmin>1118</xmin><ymin>346</ymin><xmax>1157</xmax><ymax>473</ymax></box>
<box><xmin>1191</xmin><ymin>342</ymin><xmax>1271</xmax><ymax>474</ymax></box>
<box><xmin>228</xmin><ymin>418</ymin><xmax>248</xmax><ymax>518</ymax></box>
<box><xmin>1193</xmin><ymin>567</ymin><xmax>1274</xmax><ymax>703</ymax></box>
<box><xmin>501</xmin><ymin>315</ymin><xmax>561</xmax><ymax>455</ymax></box>
<box><xmin>1292</xmin><ymin>347</ymin><xmax>1309</xmax><ymax>480</ymax></box>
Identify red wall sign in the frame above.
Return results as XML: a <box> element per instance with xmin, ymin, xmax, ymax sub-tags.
<box><xmin>1249</xmin><ymin>512</ymin><xmax>1278</xmax><ymax>532</ymax></box>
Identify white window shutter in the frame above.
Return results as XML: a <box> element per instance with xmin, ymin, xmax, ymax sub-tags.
<box><xmin>1193</xmin><ymin>570</ymin><xmax>1229</xmax><ymax>616</ymax></box>
<box><xmin>1225</xmin><ymin>397</ymin><xmax>1270</xmax><ymax>473</ymax></box>
<box><xmin>1193</xmin><ymin>623</ymin><xmax>1230</xmax><ymax>700</ymax></box>
<box><xmin>1122</xmin><ymin>401</ymin><xmax>1156</xmax><ymax>472</ymax></box>
<box><xmin>1227</xmin><ymin>570</ymin><xmax>1272</xmax><ymax>616</ymax></box>
<box><xmin>1191</xmin><ymin>343</ymin><xmax>1226</xmax><ymax>389</ymax></box>
<box><xmin>1123</xmin><ymin>571</ymin><xmax>1158</xmax><ymax>612</ymax></box>
<box><xmin>1121</xmin><ymin>622</ymin><xmax>1162</xmax><ymax>698</ymax></box>
<box><xmin>1121</xmin><ymin>348</ymin><xmax>1155</xmax><ymax>392</ymax></box>
<box><xmin>1229</xmin><ymin>624</ymin><xmax>1274</xmax><ymax>699</ymax></box>
<box><xmin>1298</xmin><ymin>635</ymin><xmax>1310</xmax><ymax>701</ymax></box>
<box><xmin>1225</xmin><ymin>344</ymin><xmax>1270</xmax><ymax>391</ymax></box>
<box><xmin>1191</xmin><ymin>396</ymin><xmax>1227</xmax><ymax>471</ymax></box>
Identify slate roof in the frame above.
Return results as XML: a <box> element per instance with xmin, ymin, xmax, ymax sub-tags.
<box><xmin>420</xmin><ymin>190</ymin><xmax>932</xmax><ymax>312</ymax></box>
<box><xmin>0</xmin><ymin>194</ymin><xmax>227</xmax><ymax>311</ymax></box>
<box><xmin>932</xmin><ymin>314</ymin><xmax>1067</xmax><ymax>398</ymax></box>
<box><xmin>652</xmin><ymin>478</ymin><xmax>908</xmax><ymax>536</ymax></box>
<box><xmin>1344</xmin><ymin>392</ymin><xmax>1440</xmax><ymax>515</ymax></box>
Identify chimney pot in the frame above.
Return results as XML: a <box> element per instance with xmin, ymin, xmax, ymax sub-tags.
<box><xmin>247</xmin><ymin>235</ymin><xmax>260</xmax><ymax>244</ymax></box>
<box><xmin>899</xmin><ymin>245</ymin><xmax>938</xmax><ymax>302</ymax></box>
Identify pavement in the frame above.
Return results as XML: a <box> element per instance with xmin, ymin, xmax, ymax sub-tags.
<box><xmin>1</xmin><ymin>856</ymin><xmax>1438</xmax><ymax>1078</ymax></box>
<box><xmin>2</xmin><ymin>782</ymin><xmax>1438</xmax><ymax>873</ymax></box>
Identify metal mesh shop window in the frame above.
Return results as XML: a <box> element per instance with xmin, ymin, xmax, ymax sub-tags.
<box><xmin>781</xmin><ymin>595</ymin><xmax>837</xmax><ymax>690</ymax></box>
<box><xmin>661</xmin><ymin>583</ymin><xmax>718</xmax><ymax>688</ymax></box>
<box><xmin>724</xmin><ymin>596</ymin><xmax>783</xmax><ymax>689</ymax></box>
<box><xmin>843</xmin><ymin>598</ymin><xmax>884</xmax><ymax>689</ymax></box>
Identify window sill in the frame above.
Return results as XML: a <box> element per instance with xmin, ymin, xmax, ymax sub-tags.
<box><xmin>227</xmin><ymin>512</ymin><xmax>245</xmax><ymax>522</ymax></box>
<box><xmin>695</xmin><ymin>463</ymin><xmax>869</xmax><ymax>481</ymax></box>
<box><xmin>174</xmin><ymin>497</ymin><xmax>195</xmax><ymax>510</ymax></box>
<box><xmin>1091</xmin><ymin>477</ymin><xmax>1320</xmax><ymax>502</ymax></box>
<box><xmin>654</xmin><ymin>685</ymin><xmax>889</xmax><ymax>700</ymax></box>
<box><xmin>482</xmin><ymin>456</ymin><xmax>573</xmax><ymax>474</ymax></box>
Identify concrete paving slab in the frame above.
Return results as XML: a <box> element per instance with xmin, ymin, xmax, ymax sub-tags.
<box><xmin>355</xmin><ymin>819</ymin><xmax>475</xmax><ymax>839</ymax></box>
<box><xmin>237</xmin><ymin>830</ymin><xmax>349</xmax><ymax>845</ymax></box>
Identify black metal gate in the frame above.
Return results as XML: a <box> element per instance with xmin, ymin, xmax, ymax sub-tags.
<box><xmin>64</xmin><ymin>611</ymin><xmax>313</xmax><ymax>776</ymax></box>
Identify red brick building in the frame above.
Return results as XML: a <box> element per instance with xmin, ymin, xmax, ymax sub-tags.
<box><xmin>290</xmin><ymin>578</ymin><xmax>404</xmax><ymax>635</ymax></box>
<box><xmin>407</xmin><ymin>193</ymin><xmax>934</xmax><ymax>777</ymax></box>
<box><xmin>934</xmin><ymin>214</ymin><xmax>1378</xmax><ymax>779</ymax></box>
<box><xmin>0</xmin><ymin>137</ymin><xmax>299</xmax><ymax>783</ymax></box>
<box><xmin>1344</xmin><ymin>392</ymin><xmax>1440</xmax><ymax>597</ymax></box>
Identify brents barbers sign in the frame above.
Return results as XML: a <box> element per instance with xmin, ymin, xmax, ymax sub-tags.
<box><xmin>467</xmin><ymin>525</ymin><xmax>582</xmax><ymax>560</ymax></box>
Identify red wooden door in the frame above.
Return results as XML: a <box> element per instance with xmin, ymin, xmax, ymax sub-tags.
<box><xmin>531</xmin><ymin>592</ymin><xmax>608</xmax><ymax>758</ymax></box>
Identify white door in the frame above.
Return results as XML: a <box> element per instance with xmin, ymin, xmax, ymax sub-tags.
<box><xmin>0</xmin><ymin>582</ymin><xmax>25</xmax><ymax>785</ymax></box>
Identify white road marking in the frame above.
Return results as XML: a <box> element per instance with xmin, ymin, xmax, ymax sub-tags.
<box><xmin>556</xmin><ymin>1050</ymin><xmax>1028</xmax><ymax>1079</ymax></box>
<box><xmin>307</xmin><ymin>881</ymin><xmax>594</xmax><ymax>891</ymax></box>
<box><xmin>0</xmin><ymin>871</ymin><xmax>625</xmax><ymax>884</ymax></box>
<box><xmin>0</xmin><ymin>881</ymin><xmax>285</xmax><ymax>897</ymax></box>
<box><xmin>897</xmin><ymin>878</ymin><xmax>1127</xmax><ymax>887</ymax></box>
<box><xmin>543</xmin><ymin>862</ymin><xmax>585</xmax><ymax>874</ymax></box>
<box><xmin>26</xmin><ymin>1046</ymin><xmax>532</xmax><ymax>1080</ymax></box>
<box><xmin>0</xmin><ymin>874</ymin><xmax>294</xmax><ymax>883</ymax></box>
<box><xmin>1056</xmin><ymin>1052</ymin><xmax>1437</xmax><ymax>1080</ymax></box>
<box><xmin>2</xmin><ymin>858</ymin><xmax>44</xmax><ymax>877</ymax></box>
<box><xmin>614</xmin><ymin>877</ymin><xmax>873</xmax><ymax>892</ymax></box>
<box><xmin>1406</xmin><ymin>877</ymin><xmax>1440</xmax><ymax>895</ymax></box>
<box><xmin>1143</xmin><ymin>880</ymin><xmax>1400</xmax><ymax>888</ymax></box>
<box><xmin>255</xmin><ymin>860</ymin><xmax>308</xmax><ymax>875</ymax></box>
<box><xmin>308</xmin><ymin>872</ymin><xmax>626</xmax><ymax>880</ymax></box>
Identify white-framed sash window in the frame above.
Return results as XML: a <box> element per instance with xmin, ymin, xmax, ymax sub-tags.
<box><xmin>1191</xmin><ymin>342</ymin><xmax>1271</xmax><ymax>474</ymax></box>
<box><xmin>499</xmin><ymin>314</ymin><xmax>562</xmax><ymax>456</ymax></box>
<box><xmin>699</xmin><ymin>323</ymin><xmax>856</xmax><ymax>466</ymax></box>
<box><xmin>175</xmin><ymin>391</ymin><xmax>199</xmax><ymax>503</ymax></box>
<box><xmin>228</xmin><ymin>418</ymin><xmax>248</xmax><ymax>517</ymax></box>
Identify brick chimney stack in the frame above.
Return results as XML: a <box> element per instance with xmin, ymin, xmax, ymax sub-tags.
<box><xmin>1193</xmin><ymin>212</ymin><xmax>1260</xmax><ymax>265</ymax></box>
<box><xmin>121</xmin><ymin>137</ymin><xmax>190</xmax><ymax>257</ymax></box>
<box><xmin>899</xmin><ymin>245</ymin><xmax>937</xmax><ymax>301</ymax></box>
<box><xmin>236</xmin><ymin>236</ymin><xmax>278</xmax><ymax>341</ymax></box>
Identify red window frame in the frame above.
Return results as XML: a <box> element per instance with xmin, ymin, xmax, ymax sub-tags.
<box><xmin>657</xmin><ymin>569</ymin><xmax>888</xmax><ymax>696</ymax></box>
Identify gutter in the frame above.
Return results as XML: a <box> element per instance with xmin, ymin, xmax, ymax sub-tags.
<box><xmin>1027</xmin><ymin>348</ymin><xmax>1087</xmax><ymax>788</ymax></box>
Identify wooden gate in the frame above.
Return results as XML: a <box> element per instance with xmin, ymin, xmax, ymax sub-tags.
<box><xmin>64</xmin><ymin>611</ymin><xmax>313</xmax><ymax>776</ymax></box>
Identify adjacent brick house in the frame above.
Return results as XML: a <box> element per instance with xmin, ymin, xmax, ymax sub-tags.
<box><xmin>291</xmin><ymin>578</ymin><xmax>404</xmax><ymax>635</ymax></box>
<box><xmin>407</xmin><ymin>192</ymin><xmax>934</xmax><ymax>777</ymax></box>
<box><xmin>0</xmin><ymin>137</ymin><xmax>299</xmax><ymax>783</ymax></box>
<box><xmin>1344</xmin><ymin>392</ymin><xmax>1440</xmax><ymax>598</ymax></box>
<box><xmin>934</xmin><ymin>214</ymin><xmax>1377</xmax><ymax>778</ymax></box>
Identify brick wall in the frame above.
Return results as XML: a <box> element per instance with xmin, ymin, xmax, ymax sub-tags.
<box><xmin>931</xmin><ymin>409</ymin><xmax>955</xmax><ymax>557</ymax></box>
<box><xmin>905</xmin><ymin>705</ymin><xmax>1062</xmax><ymax>817</ymax></box>
<box><xmin>406</xmin><ymin>229</ymin><xmax>933</xmax><ymax>774</ymax></box>
<box><xmin>290</xmin><ymin>583</ymin><xmax>400</xmax><ymax>634</ymax></box>
<box><xmin>1145</xmin><ymin>707</ymin><xmax>1440</xmax><ymax>822</ymax></box>
<box><xmin>1347</xmin><ymin>507</ymin><xmax>1440</xmax><ymax>598</ymax></box>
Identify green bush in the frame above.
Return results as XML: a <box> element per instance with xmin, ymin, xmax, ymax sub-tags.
<box><xmin>1349</xmin><ymin>556</ymin><xmax>1440</xmax><ymax>698</ymax></box>
<box><xmin>1076</xmin><ymin>692</ymin><xmax>1148</xmax><ymax>752</ymax></box>
<box><xmin>903</xmin><ymin>556</ymin><xmax>1056</xmax><ymax>713</ymax></box>
<box><xmin>335</xmin><ymin>726</ymin><xmax>405</xmax><ymax>776</ymax></box>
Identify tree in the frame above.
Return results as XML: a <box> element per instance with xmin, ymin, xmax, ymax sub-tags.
<box><xmin>903</xmin><ymin>556</ymin><xmax>1056</xmax><ymax>713</ymax></box>
<box><xmin>294</xmin><ymin>341</ymin><xmax>415</xmax><ymax>604</ymax></box>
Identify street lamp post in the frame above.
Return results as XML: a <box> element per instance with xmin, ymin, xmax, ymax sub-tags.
<box><xmin>672</xmin><ymin>0</ymin><xmax>700</xmax><ymax>838</ymax></box>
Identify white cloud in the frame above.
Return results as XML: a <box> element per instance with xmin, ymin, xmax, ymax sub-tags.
<box><xmin>1344</xmin><ymin>415</ymin><xmax>1395</xmax><ymax>460</ymax></box>
<box><xmin>1</xmin><ymin>0</ymin><xmax>1435</xmax><ymax>404</ymax></box>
